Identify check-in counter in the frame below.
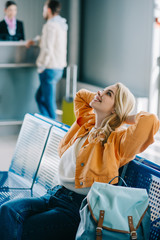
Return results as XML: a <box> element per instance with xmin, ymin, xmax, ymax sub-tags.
<box><xmin>0</xmin><ymin>41</ymin><xmax>40</xmax><ymax>121</ymax></box>
<box><xmin>0</xmin><ymin>41</ymin><xmax>39</xmax><ymax>67</ymax></box>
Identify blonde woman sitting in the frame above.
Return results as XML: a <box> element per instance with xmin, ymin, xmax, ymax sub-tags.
<box><xmin>0</xmin><ymin>82</ymin><xmax>159</xmax><ymax>240</ymax></box>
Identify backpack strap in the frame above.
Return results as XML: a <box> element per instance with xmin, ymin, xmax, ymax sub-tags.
<box><xmin>128</xmin><ymin>216</ymin><xmax>137</xmax><ymax>240</ymax></box>
<box><xmin>119</xmin><ymin>163</ymin><xmax>129</xmax><ymax>185</ymax></box>
<box><xmin>96</xmin><ymin>210</ymin><xmax>105</xmax><ymax>240</ymax></box>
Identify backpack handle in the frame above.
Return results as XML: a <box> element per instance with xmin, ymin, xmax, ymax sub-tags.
<box><xmin>108</xmin><ymin>176</ymin><xmax>128</xmax><ymax>187</ymax></box>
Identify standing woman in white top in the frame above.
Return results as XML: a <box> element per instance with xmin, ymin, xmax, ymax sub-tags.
<box><xmin>0</xmin><ymin>1</ymin><xmax>25</xmax><ymax>41</ymax></box>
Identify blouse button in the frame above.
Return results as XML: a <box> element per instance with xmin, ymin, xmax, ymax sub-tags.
<box><xmin>81</xmin><ymin>163</ymin><xmax>84</xmax><ymax>167</ymax></box>
<box><xmin>80</xmin><ymin>182</ymin><xmax>83</xmax><ymax>186</ymax></box>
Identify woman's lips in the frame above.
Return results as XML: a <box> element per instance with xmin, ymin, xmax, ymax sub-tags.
<box><xmin>94</xmin><ymin>95</ymin><xmax>102</xmax><ymax>102</ymax></box>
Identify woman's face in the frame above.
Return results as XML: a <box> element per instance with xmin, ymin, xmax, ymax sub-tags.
<box><xmin>5</xmin><ymin>5</ymin><xmax>17</xmax><ymax>19</ymax></box>
<box><xmin>90</xmin><ymin>84</ymin><xmax>117</xmax><ymax>117</ymax></box>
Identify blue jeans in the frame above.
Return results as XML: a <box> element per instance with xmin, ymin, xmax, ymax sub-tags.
<box><xmin>36</xmin><ymin>69</ymin><xmax>63</xmax><ymax>119</ymax></box>
<box><xmin>0</xmin><ymin>185</ymin><xmax>85</xmax><ymax>240</ymax></box>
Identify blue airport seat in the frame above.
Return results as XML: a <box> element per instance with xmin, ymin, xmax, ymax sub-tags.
<box><xmin>135</xmin><ymin>155</ymin><xmax>160</xmax><ymax>172</ymax></box>
<box><xmin>123</xmin><ymin>160</ymin><xmax>160</xmax><ymax>240</ymax></box>
<box><xmin>34</xmin><ymin>113</ymin><xmax>63</xmax><ymax>128</ymax></box>
<box><xmin>32</xmin><ymin>125</ymin><xmax>68</xmax><ymax>197</ymax></box>
<box><xmin>34</xmin><ymin>113</ymin><xmax>70</xmax><ymax>131</ymax></box>
<box><xmin>0</xmin><ymin>113</ymin><xmax>52</xmax><ymax>190</ymax></box>
<box><xmin>0</xmin><ymin>189</ymin><xmax>33</xmax><ymax>206</ymax></box>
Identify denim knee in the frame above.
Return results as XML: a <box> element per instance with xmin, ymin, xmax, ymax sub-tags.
<box><xmin>0</xmin><ymin>202</ymin><xmax>23</xmax><ymax>223</ymax></box>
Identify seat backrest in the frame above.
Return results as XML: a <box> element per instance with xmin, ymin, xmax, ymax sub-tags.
<box><xmin>9</xmin><ymin>114</ymin><xmax>52</xmax><ymax>187</ymax></box>
<box><xmin>34</xmin><ymin>113</ymin><xmax>70</xmax><ymax>132</ymax></box>
<box><xmin>32</xmin><ymin>125</ymin><xmax>68</xmax><ymax>196</ymax></box>
<box><xmin>135</xmin><ymin>155</ymin><xmax>160</xmax><ymax>172</ymax></box>
<box><xmin>124</xmin><ymin>160</ymin><xmax>160</xmax><ymax>240</ymax></box>
<box><xmin>34</xmin><ymin>113</ymin><xmax>63</xmax><ymax>128</ymax></box>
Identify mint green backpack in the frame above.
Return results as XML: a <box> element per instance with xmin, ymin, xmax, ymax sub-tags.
<box><xmin>76</xmin><ymin>180</ymin><xmax>150</xmax><ymax>240</ymax></box>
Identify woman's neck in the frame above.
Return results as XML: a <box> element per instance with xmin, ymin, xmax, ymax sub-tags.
<box><xmin>5</xmin><ymin>16</ymin><xmax>15</xmax><ymax>21</ymax></box>
<box><xmin>95</xmin><ymin>112</ymin><xmax>111</xmax><ymax>128</ymax></box>
<box><xmin>95</xmin><ymin>115</ymin><xmax>104</xmax><ymax>128</ymax></box>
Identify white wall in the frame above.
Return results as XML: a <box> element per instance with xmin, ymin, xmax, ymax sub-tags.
<box><xmin>81</xmin><ymin>0</ymin><xmax>154</xmax><ymax>98</ymax></box>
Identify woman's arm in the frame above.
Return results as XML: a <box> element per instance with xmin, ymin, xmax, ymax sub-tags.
<box><xmin>74</xmin><ymin>89</ymin><xmax>96</xmax><ymax>119</ymax></box>
<box><xmin>58</xmin><ymin>89</ymin><xmax>96</xmax><ymax>157</ymax></box>
<box><xmin>117</xmin><ymin>112</ymin><xmax>160</xmax><ymax>165</ymax></box>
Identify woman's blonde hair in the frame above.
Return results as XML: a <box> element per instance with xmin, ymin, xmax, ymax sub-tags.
<box><xmin>89</xmin><ymin>82</ymin><xmax>135</xmax><ymax>145</ymax></box>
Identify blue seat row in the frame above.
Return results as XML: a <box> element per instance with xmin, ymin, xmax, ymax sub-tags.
<box><xmin>0</xmin><ymin>113</ymin><xmax>69</xmax><ymax>201</ymax></box>
<box><xmin>121</xmin><ymin>159</ymin><xmax>160</xmax><ymax>240</ymax></box>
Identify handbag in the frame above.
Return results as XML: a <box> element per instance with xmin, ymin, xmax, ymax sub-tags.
<box><xmin>76</xmin><ymin>177</ymin><xmax>150</xmax><ymax>240</ymax></box>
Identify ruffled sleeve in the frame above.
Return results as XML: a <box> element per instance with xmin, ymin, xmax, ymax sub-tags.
<box><xmin>116</xmin><ymin>112</ymin><xmax>160</xmax><ymax>166</ymax></box>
